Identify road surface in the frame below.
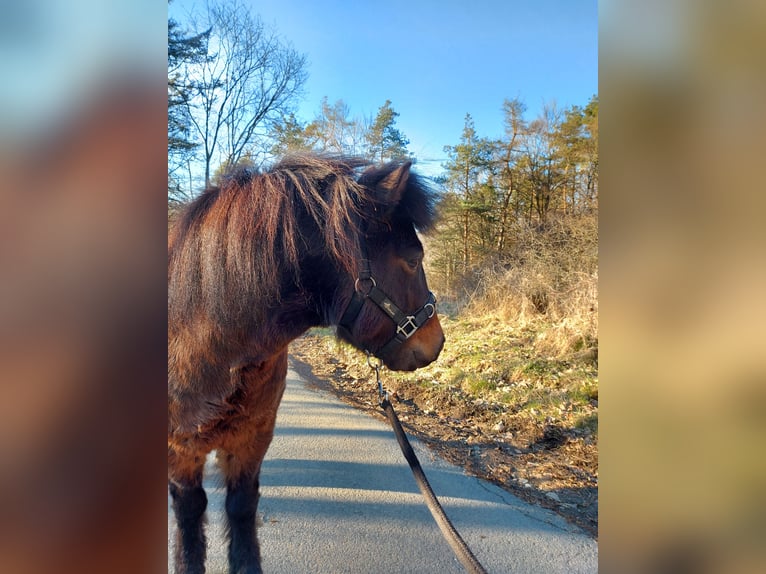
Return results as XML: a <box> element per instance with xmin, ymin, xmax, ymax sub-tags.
<box><xmin>168</xmin><ymin>360</ymin><xmax>597</xmax><ymax>573</ymax></box>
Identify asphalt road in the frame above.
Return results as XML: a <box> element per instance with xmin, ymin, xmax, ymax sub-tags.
<box><xmin>168</xmin><ymin>360</ymin><xmax>598</xmax><ymax>573</ymax></box>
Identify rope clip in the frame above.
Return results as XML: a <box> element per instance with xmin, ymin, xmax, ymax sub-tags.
<box><xmin>366</xmin><ymin>351</ymin><xmax>388</xmax><ymax>405</ymax></box>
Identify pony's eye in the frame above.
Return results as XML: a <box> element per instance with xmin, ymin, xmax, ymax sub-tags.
<box><xmin>406</xmin><ymin>257</ymin><xmax>420</xmax><ymax>270</ymax></box>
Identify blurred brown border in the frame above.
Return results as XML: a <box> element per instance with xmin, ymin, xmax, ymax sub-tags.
<box><xmin>0</xmin><ymin>4</ymin><xmax>167</xmax><ymax>573</ymax></box>
<box><xmin>600</xmin><ymin>2</ymin><xmax>766</xmax><ymax>572</ymax></box>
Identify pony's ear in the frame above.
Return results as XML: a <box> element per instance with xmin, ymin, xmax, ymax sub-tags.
<box><xmin>374</xmin><ymin>161</ymin><xmax>412</xmax><ymax>208</ymax></box>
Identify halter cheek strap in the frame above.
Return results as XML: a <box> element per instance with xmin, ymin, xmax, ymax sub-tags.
<box><xmin>337</xmin><ymin>255</ymin><xmax>436</xmax><ymax>360</ymax></box>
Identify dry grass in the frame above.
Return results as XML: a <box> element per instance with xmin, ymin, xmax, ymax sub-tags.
<box><xmin>430</xmin><ymin>213</ymin><xmax>598</xmax><ymax>360</ymax></box>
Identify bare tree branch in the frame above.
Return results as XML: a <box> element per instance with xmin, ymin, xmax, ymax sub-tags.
<box><xmin>180</xmin><ymin>0</ymin><xmax>307</xmax><ymax>188</ymax></box>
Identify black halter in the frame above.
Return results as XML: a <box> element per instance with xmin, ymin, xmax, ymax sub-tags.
<box><xmin>337</xmin><ymin>252</ymin><xmax>436</xmax><ymax>360</ymax></box>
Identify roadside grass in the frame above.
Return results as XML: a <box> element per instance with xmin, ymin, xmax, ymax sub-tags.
<box><xmin>305</xmin><ymin>309</ymin><xmax>598</xmax><ymax>441</ymax></box>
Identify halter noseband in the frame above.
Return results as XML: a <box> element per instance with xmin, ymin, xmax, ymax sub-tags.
<box><xmin>337</xmin><ymin>252</ymin><xmax>436</xmax><ymax>360</ymax></box>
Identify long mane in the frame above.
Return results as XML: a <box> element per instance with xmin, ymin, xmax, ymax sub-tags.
<box><xmin>168</xmin><ymin>155</ymin><xmax>372</xmax><ymax>327</ymax></box>
<box><xmin>168</xmin><ymin>154</ymin><xmax>437</xmax><ymax>330</ymax></box>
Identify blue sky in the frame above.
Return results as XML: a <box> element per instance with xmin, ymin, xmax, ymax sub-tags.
<box><xmin>170</xmin><ymin>0</ymin><xmax>597</xmax><ymax>177</ymax></box>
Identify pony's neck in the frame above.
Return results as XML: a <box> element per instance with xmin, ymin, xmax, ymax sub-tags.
<box><xmin>241</xmin><ymin>286</ymin><xmax>324</xmax><ymax>361</ymax></box>
<box><xmin>239</xmin><ymin>254</ymin><xmax>348</xmax><ymax>368</ymax></box>
<box><xmin>294</xmin><ymin>254</ymin><xmax>349</xmax><ymax>328</ymax></box>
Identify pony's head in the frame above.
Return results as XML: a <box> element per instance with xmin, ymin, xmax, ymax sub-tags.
<box><xmin>335</xmin><ymin>160</ymin><xmax>444</xmax><ymax>371</ymax></box>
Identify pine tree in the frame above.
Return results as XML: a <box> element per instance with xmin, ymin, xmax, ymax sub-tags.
<box><xmin>270</xmin><ymin>112</ymin><xmax>313</xmax><ymax>156</ymax></box>
<box><xmin>441</xmin><ymin>114</ymin><xmax>496</xmax><ymax>271</ymax></box>
<box><xmin>365</xmin><ymin>100</ymin><xmax>411</xmax><ymax>162</ymax></box>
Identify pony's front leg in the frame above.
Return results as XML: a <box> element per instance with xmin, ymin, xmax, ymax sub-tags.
<box><xmin>222</xmin><ymin>350</ymin><xmax>288</xmax><ymax>574</ymax></box>
<box><xmin>223</xmin><ymin>437</ymin><xmax>277</xmax><ymax>574</ymax></box>
<box><xmin>169</xmin><ymin>470</ymin><xmax>207</xmax><ymax>574</ymax></box>
<box><xmin>225</xmin><ymin>471</ymin><xmax>264</xmax><ymax>574</ymax></box>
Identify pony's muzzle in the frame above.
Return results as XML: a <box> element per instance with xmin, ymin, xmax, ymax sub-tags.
<box><xmin>383</xmin><ymin>313</ymin><xmax>444</xmax><ymax>371</ymax></box>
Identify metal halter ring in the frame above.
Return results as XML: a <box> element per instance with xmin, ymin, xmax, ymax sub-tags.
<box><xmin>424</xmin><ymin>302</ymin><xmax>436</xmax><ymax>318</ymax></box>
<box><xmin>354</xmin><ymin>276</ymin><xmax>376</xmax><ymax>295</ymax></box>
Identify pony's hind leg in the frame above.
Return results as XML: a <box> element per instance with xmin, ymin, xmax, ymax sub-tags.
<box><xmin>169</xmin><ymin>467</ymin><xmax>207</xmax><ymax>574</ymax></box>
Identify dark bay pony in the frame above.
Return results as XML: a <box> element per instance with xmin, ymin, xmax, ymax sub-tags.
<box><xmin>168</xmin><ymin>155</ymin><xmax>444</xmax><ymax>573</ymax></box>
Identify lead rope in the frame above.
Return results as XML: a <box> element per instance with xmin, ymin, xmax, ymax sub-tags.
<box><xmin>367</xmin><ymin>353</ymin><xmax>489</xmax><ymax>574</ymax></box>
